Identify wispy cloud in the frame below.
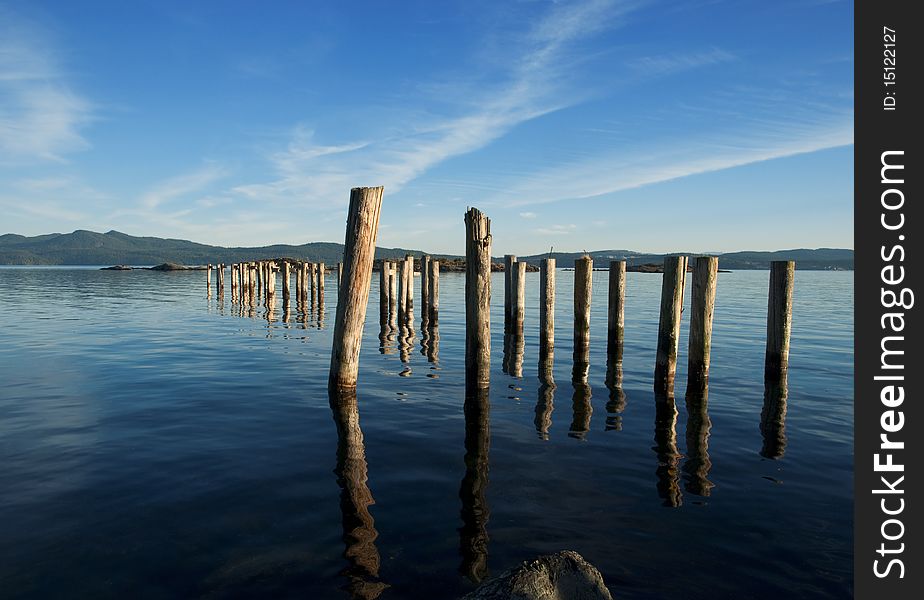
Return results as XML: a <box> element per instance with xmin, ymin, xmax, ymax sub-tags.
<box><xmin>0</xmin><ymin>12</ymin><xmax>94</xmax><ymax>164</ymax></box>
<box><xmin>229</xmin><ymin>0</ymin><xmax>642</xmax><ymax>207</ymax></box>
<box><xmin>139</xmin><ymin>164</ymin><xmax>229</xmax><ymax>209</ymax></box>
<box><xmin>628</xmin><ymin>48</ymin><xmax>736</xmax><ymax>75</ymax></box>
<box><xmin>519</xmin><ymin>211</ymin><xmax>538</xmax><ymax>219</ymax></box>
<box><xmin>497</xmin><ymin>112</ymin><xmax>853</xmax><ymax>207</ymax></box>
<box><xmin>535</xmin><ymin>224</ymin><xmax>577</xmax><ymax>235</ymax></box>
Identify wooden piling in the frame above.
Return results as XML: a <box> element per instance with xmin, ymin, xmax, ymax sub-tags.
<box><xmin>607</xmin><ymin>260</ymin><xmax>626</xmax><ymax>364</ymax></box>
<box><xmin>387</xmin><ymin>262</ymin><xmax>397</xmax><ymax>330</ymax></box>
<box><xmin>404</xmin><ymin>254</ymin><xmax>414</xmax><ymax>326</ymax></box>
<box><xmin>428</xmin><ymin>259</ymin><xmax>439</xmax><ymax>323</ymax></box>
<box><xmin>283</xmin><ymin>261</ymin><xmax>291</xmax><ymax>302</ymax></box>
<box><xmin>572</xmin><ymin>255</ymin><xmax>593</xmax><ymax>384</ymax></box>
<box><xmin>765</xmin><ymin>260</ymin><xmax>795</xmax><ymax>380</ymax></box>
<box><xmin>464</xmin><ymin>207</ymin><xmax>492</xmax><ymax>389</ymax></box>
<box><xmin>337</xmin><ymin>262</ymin><xmax>343</xmax><ymax>286</ymax></box>
<box><xmin>504</xmin><ymin>254</ymin><xmax>517</xmax><ymax>328</ymax></box>
<box><xmin>317</xmin><ymin>262</ymin><xmax>326</xmax><ymax>296</ymax></box>
<box><xmin>539</xmin><ymin>258</ymin><xmax>556</xmax><ymax>369</ymax></box>
<box><xmin>654</xmin><ymin>256</ymin><xmax>687</xmax><ymax>393</ymax></box>
<box><xmin>687</xmin><ymin>256</ymin><xmax>719</xmax><ymax>390</ymax></box>
<box><xmin>397</xmin><ymin>260</ymin><xmax>407</xmax><ymax>326</ymax></box>
<box><xmin>512</xmin><ymin>261</ymin><xmax>526</xmax><ymax>325</ymax></box>
<box><xmin>329</xmin><ymin>187</ymin><xmax>384</xmax><ymax>391</ymax></box>
<box><xmin>206</xmin><ymin>264</ymin><xmax>212</xmax><ymax>296</ymax></box>
<box><xmin>379</xmin><ymin>260</ymin><xmax>389</xmax><ymax>327</ymax></box>
<box><xmin>421</xmin><ymin>255</ymin><xmax>430</xmax><ymax>326</ymax></box>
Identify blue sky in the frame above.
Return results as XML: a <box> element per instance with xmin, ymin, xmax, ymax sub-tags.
<box><xmin>1</xmin><ymin>0</ymin><xmax>853</xmax><ymax>254</ymax></box>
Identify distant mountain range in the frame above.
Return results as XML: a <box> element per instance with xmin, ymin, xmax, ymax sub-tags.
<box><xmin>0</xmin><ymin>230</ymin><xmax>853</xmax><ymax>270</ymax></box>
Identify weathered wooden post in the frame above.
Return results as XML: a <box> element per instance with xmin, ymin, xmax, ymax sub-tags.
<box><xmin>465</xmin><ymin>207</ymin><xmax>492</xmax><ymax>389</ymax></box>
<box><xmin>218</xmin><ymin>263</ymin><xmax>225</xmax><ymax>292</ymax></box>
<box><xmin>378</xmin><ymin>260</ymin><xmax>389</xmax><ymax>327</ymax></box>
<box><xmin>654</xmin><ymin>256</ymin><xmax>687</xmax><ymax>393</ymax></box>
<box><xmin>421</xmin><ymin>255</ymin><xmax>430</xmax><ymax>327</ymax></box>
<box><xmin>397</xmin><ymin>260</ymin><xmax>407</xmax><ymax>327</ymax></box>
<box><xmin>572</xmin><ymin>255</ymin><xmax>593</xmax><ymax>384</ymax></box>
<box><xmin>539</xmin><ymin>258</ymin><xmax>555</xmax><ymax>373</ymax></box>
<box><xmin>687</xmin><ymin>256</ymin><xmax>719</xmax><ymax>391</ymax></box>
<box><xmin>317</xmin><ymin>261</ymin><xmax>326</xmax><ymax>299</ymax></box>
<box><xmin>329</xmin><ymin>187</ymin><xmax>384</xmax><ymax>390</ymax></box>
<box><xmin>337</xmin><ymin>262</ymin><xmax>343</xmax><ymax>286</ymax></box>
<box><xmin>512</xmin><ymin>261</ymin><xmax>526</xmax><ymax>325</ymax></box>
<box><xmin>607</xmin><ymin>260</ymin><xmax>626</xmax><ymax>364</ymax></box>
<box><xmin>308</xmin><ymin>262</ymin><xmax>315</xmax><ymax>304</ymax></box>
<box><xmin>504</xmin><ymin>254</ymin><xmax>517</xmax><ymax>329</ymax></box>
<box><xmin>283</xmin><ymin>261</ymin><xmax>291</xmax><ymax>303</ymax></box>
<box><xmin>387</xmin><ymin>262</ymin><xmax>397</xmax><ymax>330</ymax></box>
<box><xmin>206</xmin><ymin>264</ymin><xmax>212</xmax><ymax>296</ymax></box>
<box><xmin>765</xmin><ymin>260</ymin><xmax>795</xmax><ymax>381</ymax></box>
<box><xmin>230</xmin><ymin>264</ymin><xmax>237</xmax><ymax>299</ymax></box>
<box><xmin>404</xmin><ymin>254</ymin><xmax>414</xmax><ymax>327</ymax></box>
<box><xmin>428</xmin><ymin>259</ymin><xmax>439</xmax><ymax>323</ymax></box>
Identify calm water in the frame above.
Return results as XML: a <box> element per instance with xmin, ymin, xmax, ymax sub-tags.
<box><xmin>0</xmin><ymin>267</ymin><xmax>853</xmax><ymax>599</ymax></box>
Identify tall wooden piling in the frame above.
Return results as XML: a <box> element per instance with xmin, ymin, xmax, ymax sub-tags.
<box><xmin>654</xmin><ymin>256</ymin><xmax>687</xmax><ymax>393</ymax></box>
<box><xmin>317</xmin><ymin>262</ymin><xmax>326</xmax><ymax>298</ymax></box>
<box><xmin>765</xmin><ymin>260</ymin><xmax>795</xmax><ymax>380</ymax></box>
<box><xmin>539</xmin><ymin>258</ymin><xmax>555</xmax><ymax>370</ymax></box>
<box><xmin>504</xmin><ymin>255</ymin><xmax>517</xmax><ymax>328</ymax></box>
<box><xmin>607</xmin><ymin>260</ymin><xmax>626</xmax><ymax>365</ymax></box>
<box><xmin>397</xmin><ymin>260</ymin><xmax>407</xmax><ymax>326</ymax></box>
<box><xmin>387</xmin><ymin>262</ymin><xmax>397</xmax><ymax>330</ymax></box>
<box><xmin>428</xmin><ymin>259</ymin><xmax>439</xmax><ymax>323</ymax></box>
<box><xmin>421</xmin><ymin>255</ymin><xmax>430</xmax><ymax>326</ymax></box>
<box><xmin>465</xmin><ymin>208</ymin><xmax>492</xmax><ymax>389</ymax></box>
<box><xmin>337</xmin><ymin>262</ymin><xmax>343</xmax><ymax>286</ymax></box>
<box><xmin>379</xmin><ymin>260</ymin><xmax>389</xmax><ymax>327</ymax></box>
<box><xmin>572</xmin><ymin>255</ymin><xmax>593</xmax><ymax>384</ymax></box>
<box><xmin>512</xmin><ymin>261</ymin><xmax>526</xmax><ymax>325</ymax></box>
<box><xmin>206</xmin><ymin>264</ymin><xmax>212</xmax><ymax>296</ymax></box>
<box><xmin>687</xmin><ymin>256</ymin><xmax>719</xmax><ymax>390</ymax></box>
<box><xmin>329</xmin><ymin>187</ymin><xmax>384</xmax><ymax>390</ymax></box>
<box><xmin>283</xmin><ymin>262</ymin><xmax>291</xmax><ymax>302</ymax></box>
<box><xmin>404</xmin><ymin>254</ymin><xmax>414</xmax><ymax>326</ymax></box>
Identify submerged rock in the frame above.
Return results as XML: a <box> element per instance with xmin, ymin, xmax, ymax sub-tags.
<box><xmin>462</xmin><ymin>550</ymin><xmax>613</xmax><ymax>600</ymax></box>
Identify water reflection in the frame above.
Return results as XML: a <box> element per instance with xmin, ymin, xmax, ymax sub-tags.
<box><xmin>760</xmin><ymin>371</ymin><xmax>789</xmax><ymax>459</ymax></box>
<box><xmin>683</xmin><ymin>388</ymin><xmax>713</xmax><ymax>497</ymax></box>
<box><xmin>568</xmin><ymin>383</ymin><xmax>592</xmax><ymax>440</ymax></box>
<box><xmin>535</xmin><ymin>359</ymin><xmax>555</xmax><ymax>440</ymax></box>
<box><xmin>329</xmin><ymin>390</ymin><xmax>388</xmax><ymax>599</ymax></box>
<box><xmin>426</xmin><ymin>321</ymin><xmax>440</xmax><ymax>367</ymax></box>
<box><xmin>653</xmin><ymin>394</ymin><xmax>682</xmax><ymax>508</ymax></box>
<box><xmin>502</xmin><ymin>324</ymin><xmax>525</xmax><ymax>379</ymax></box>
<box><xmin>604</xmin><ymin>362</ymin><xmax>627</xmax><ymax>432</ymax></box>
<box><xmin>459</xmin><ymin>386</ymin><xmax>491</xmax><ymax>583</ymax></box>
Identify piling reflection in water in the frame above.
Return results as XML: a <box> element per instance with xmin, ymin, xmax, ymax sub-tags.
<box><xmin>569</xmin><ymin>382</ymin><xmax>592</xmax><ymax>440</ymax></box>
<box><xmin>683</xmin><ymin>388</ymin><xmax>714</xmax><ymax>497</ymax></box>
<box><xmin>459</xmin><ymin>386</ymin><xmax>491</xmax><ymax>584</ymax></box>
<box><xmin>329</xmin><ymin>390</ymin><xmax>388</xmax><ymax>600</ymax></box>
<box><xmin>535</xmin><ymin>356</ymin><xmax>555</xmax><ymax>440</ymax></box>
<box><xmin>760</xmin><ymin>371</ymin><xmax>789</xmax><ymax>459</ymax></box>
<box><xmin>604</xmin><ymin>362</ymin><xmax>626</xmax><ymax>432</ymax></box>
<box><xmin>426</xmin><ymin>320</ymin><xmax>440</xmax><ymax>367</ymax></box>
<box><xmin>653</xmin><ymin>393</ymin><xmax>682</xmax><ymax>507</ymax></box>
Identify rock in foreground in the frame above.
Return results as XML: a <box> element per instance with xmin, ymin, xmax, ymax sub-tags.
<box><xmin>463</xmin><ymin>551</ymin><xmax>612</xmax><ymax>600</ymax></box>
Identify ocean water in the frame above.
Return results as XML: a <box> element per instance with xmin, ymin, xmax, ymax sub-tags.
<box><xmin>0</xmin><ymin>266</ymin><xmax>853</xmax><ymax>599</ymax></box>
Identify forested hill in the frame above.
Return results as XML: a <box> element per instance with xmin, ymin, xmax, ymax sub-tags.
<box><xmin>0</xmin><ymin>230</ymin><xmax>853</xmax><ymax>270</ymax></box>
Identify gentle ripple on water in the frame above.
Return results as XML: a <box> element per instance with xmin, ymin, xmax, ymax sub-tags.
<box><xmin>0</xmin><ymin>266</ymin><xmax>852</xmax><ymax>598</ymax></box>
